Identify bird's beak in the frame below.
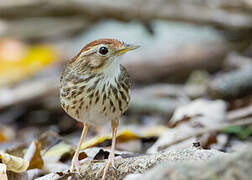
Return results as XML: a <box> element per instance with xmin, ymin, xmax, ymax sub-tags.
<box><xmin>118</xmin><ymin>44</ymin><xmax>140</xmax><ymax>55</ymax></box>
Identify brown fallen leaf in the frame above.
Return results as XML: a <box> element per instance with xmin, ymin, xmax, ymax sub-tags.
<box><xmin>24</xmin><ymin>140</ymin><xmax>44</xmax><ymax>170</ymax></box>
<box><xmin>0</xmin><ymin>125</ymin><xmax>15</xmax><ymax>143</ymax></box>
<box><xmin>0</xmin><ymin>152</ymin><xmax>29</xmax><ymax>173</ymax></box>
<box><xmin>0</xmin><ymin>133</ymin><xmax>6</xmax><ymax>143</ymax></box>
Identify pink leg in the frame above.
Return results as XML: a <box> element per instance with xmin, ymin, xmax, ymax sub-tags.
<box><xmin>101</xmin><ymin>120</ymin><xmax>118</xmax><ymax>180</ymax></box>
<box><xmin>71</xmin><ymin>124</ymin><xmax>89</xmax><ymax>173</ymax></box>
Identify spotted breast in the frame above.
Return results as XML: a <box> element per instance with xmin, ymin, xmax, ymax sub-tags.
<box><xmin>60</xmin><ymin>62</ymin><xmax>130</xmax><ymax>126</ymax></box>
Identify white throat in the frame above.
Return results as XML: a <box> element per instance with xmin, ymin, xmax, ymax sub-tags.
<box><xmin>103</xmin><ymin>58</ymin><xmax>121</xmax><ymax>81</ymax></box>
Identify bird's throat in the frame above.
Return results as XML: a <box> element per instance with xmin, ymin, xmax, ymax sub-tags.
<box><xmin>102</xmin><ymin>59</ymin><xmax>121</xmax><ymax>82</ymax></box>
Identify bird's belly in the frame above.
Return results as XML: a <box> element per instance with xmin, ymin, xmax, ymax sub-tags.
<box><xmin>79</xmin><ymin>103</ymin><xmax>120</xmax><ymax>126</ymax></box>
<box><xmin>60</xmin><ymin>90</ymin><xmax>129</xmax><ymax>126</ymax></box>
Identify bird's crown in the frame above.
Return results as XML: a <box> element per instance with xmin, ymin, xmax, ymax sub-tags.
<box><xmin>69</xmin><ymin>38</ymin><xmax>139</xmax><ymax>73</ymax></box>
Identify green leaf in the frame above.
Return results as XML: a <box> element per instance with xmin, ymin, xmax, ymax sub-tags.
<box><xmin>223</xmin><ymin>125</ymin><xmax>252</xmax><ymax>140</ymax></box>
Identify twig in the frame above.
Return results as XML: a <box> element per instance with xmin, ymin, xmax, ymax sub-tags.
<box><xmin>227</xmin><ymin>105</ymin><xmax>252</xmax><ymax>121</ymax></box>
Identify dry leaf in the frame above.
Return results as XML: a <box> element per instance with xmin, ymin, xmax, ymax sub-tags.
<box><xmin>44</xmin><ymin>127</ymin><xmax>166</xmax><ymax>162</ymax></box>
<box><xmin>170</xmin><ymin>99</ymin><xmax>227</xmax><ymax>128</ymax></box>
<box><xmin>39</xmin><ymin>131</ymin><xmax>74</xmax><ymax>163</ymax></box>
<box><xmin>6</xmin><ymin>144</ymin><xmax>26</xmax><ymax>158</ymax></box>
<box><xmin>0</xmin><ymin>39</ymin><xmax>58</xmax><ymax>86</ymax></box>
<box><xmin>0</xmin><ymin>125</ymin><xmax>15</xmax><ymax>143</ymax></box>
<box><xmin>24</xmin><ymin>140</ymin><xmax>44</xmax><ymax>169</ymax></box>
<box><xmin>0</xmin><ymin>163</ymin><xmax>7</xmax><ymax>180</ymax></box>
<box><xmin>0</xmin><ymin>133</ymin><xmax>7</xmax><ymax>143</ymax></box>
<box><xmin>81</xmin><ymin>127</ymin><xmax>166</xmax><ymax>150</ymax></box>
<box><xmin>43</xmin><ymin>162</ymin><xmax>69</xmax><ymax>173</ymax></box>
<box><xmin>81</xmin><ymin>130</ymin><xmax>139</xmax><ymax>149</ymax></box>
<box><xmin>0</xmin><ymin>152</ymin><xmax>29</xmax><ymax>173</ymax></box>
<box><xmin>117</xmin><ymin>140</ymin><xmax>142</xmax><ymax>153</ymax></box>
<box><xmin>147</xmin><ymin>124</ymin><xmax>197</xmax><ymax>153</ymax></box>
<box><xmin>43</xmin><ymin>142</ymin><xmax>73</xmax><ymax>162</ymax></box>
<box><xmin>0</xmin><ymin>39</ymin><xmax>27</xmax><ymax>62</ymax></box>
<box><xmin>148</xmin><ymin>99</ymin><xmax>227</xmax><ymax>152</ymax></box>
<box><xmin>141</xmin><ymin>126</ymin><xmax>167</xmax><ymax>137</ymax></box>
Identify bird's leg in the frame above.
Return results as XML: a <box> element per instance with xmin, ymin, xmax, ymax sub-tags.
<box><xmin>101</xmin><ymin>119</ymin><xmax>118</xmax><ymax>180</ymax></box>
<box><xmin>71</xmin><ymin>124</ymin><xmax>89</xmax><ymax>173</ymax></box>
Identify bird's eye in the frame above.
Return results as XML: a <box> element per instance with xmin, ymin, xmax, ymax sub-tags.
<box><xmin>99</xmin><ymin>46</ymin><xmax>108</xmax><ymax>55</ymax></box>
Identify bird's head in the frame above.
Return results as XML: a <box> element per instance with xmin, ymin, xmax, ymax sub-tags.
<box><xmin>70</xmin><ymin>39</ymin><xmax>139</xmax><ymax>73</ymax></box>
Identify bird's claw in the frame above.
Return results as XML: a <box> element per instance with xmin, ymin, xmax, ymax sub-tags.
<box><xmin>95</xmin><ymin>165</ymin><xmax>104</xmax><ymax>179</ymax></box>
<box><xmin>112</xmin><ymin>156</ymin><xmax>122</xmax><ymax>169</ymax></box>
<box><xmin>96</xmin><ymin>155</ymin><xmax>121</xmax><ymax>180</ymax></box>
<box><xmin>71</xmin><ymin>157</ymin><xmax>93</xmax><ymax>176</ymax></box>
<box><xmin>95</xmin><ymin>158</ymin><xmax>114</xmax><ymax>179</ymax></box>
<box><xmin>71</xmin><ymin>159</ymin><xmax>81</xmax><ymax>172</ymax></box>
<box><xmin>68</xmin><ymin>159</ymin><xmax>83</xmax><ymax>180</ymax></box>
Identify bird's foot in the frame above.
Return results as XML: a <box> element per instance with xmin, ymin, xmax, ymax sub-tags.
<box><xmin>67</xmin><ymin>159</ymin><xmax>81</xmax><ymax>180</ymax></box>
<box><xmin>71</xmin><ymin>159</ymin><xmax>81</xmax><ymax>174</ymax></box>
<box><xmin>96</xmin><ymin>155</ymin><xmax>121</xmax><ymax>180</ymax></box>
<box><xmin>71</xmin><ymin>157</ymin><xmax>92</xmax><ymax>174</ymax></box>
<box><xmin>68</xmin><ymin>157</ymin><xmax>92</xmax><ymax>180</ymax></box>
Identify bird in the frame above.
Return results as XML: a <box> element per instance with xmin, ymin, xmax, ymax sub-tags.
<box><xmin>59</xmin><ymin>38</ymin><xmax>139</xmax><ymax>179</ymax></box>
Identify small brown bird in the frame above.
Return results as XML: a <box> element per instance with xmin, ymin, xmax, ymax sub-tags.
<box><xmin>60</xmin><ymin>39</ymin><xmax>139</xmax><ymax>179</ymax></box>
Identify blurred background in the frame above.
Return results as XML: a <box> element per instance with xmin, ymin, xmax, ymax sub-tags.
<box><xmin>0</xmin><ymin>0</ymin><xmax>252</xmax><ymax>178</ymax></box>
